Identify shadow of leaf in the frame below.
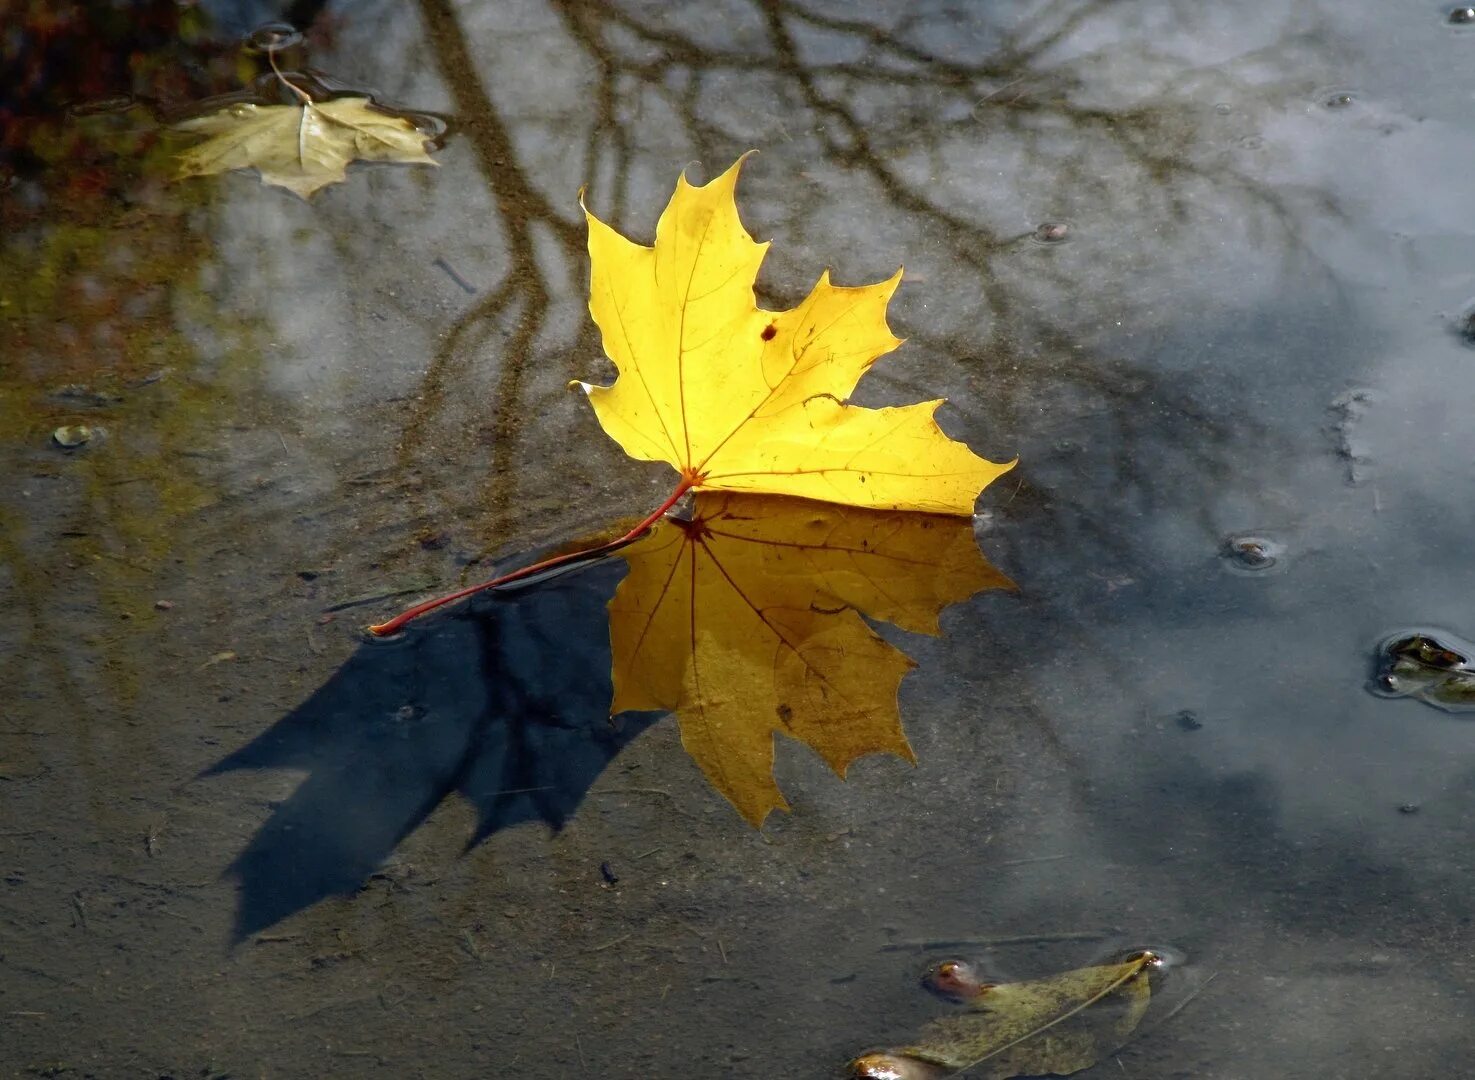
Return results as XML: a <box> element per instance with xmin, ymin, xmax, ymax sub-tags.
<box><xmin>204</xmin><ymin>561</ymin><xmax>656</xmax><ymax>941</ymax></box>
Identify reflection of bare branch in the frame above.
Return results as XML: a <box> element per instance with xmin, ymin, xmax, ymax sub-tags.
<box><xmin>520</xmin><ymin>0</ymin><xmax>1338</xmax><ymax>578</ymax></box>
<box><xmin>401</xmin><ymin>0</ymin><xmax>587</xmax><ymax>543</ymax></box>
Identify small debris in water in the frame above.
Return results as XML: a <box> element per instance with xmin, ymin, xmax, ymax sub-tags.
<box><xmin>1032</xmin><ymin>221</ymin><xmax>1070</xmax><ymax>244</ymax></box>
<box><xmin>1398</xmin><ymin>803</ymin><xmax>1421</xmax><ymax>815</ymax></box>
<box><xmin>1453</xmin><ymin>306</ymin><xmax>1475</xmax><ymax>346</ymax></box>
<box><xmin>154</xmin><ymin>599</ymin><xmax>174</xmax><ymax>611</ymax></box>
<box><xmin>1328</xmin><ymin>387</ymin><xmax>1375</xmax><ymax>483</ymax></box>
<box><xmin>52</xmin><ymin>425</ymin><xmax>92</xmax><ymax>449</ymax></box>
<box><xmin>1371</xmin><ymin>630</ymin><xmax>1475</xmax><ymax>712</ymax></box>
<box><xmin>1449</xmin><ymin>7</ymin><xmax>1475</xmax><ymax>25</ymax></box>
<box><xmin>599</xmin><ymin>861</ymin><xmax>619</xmax><ymax>886</ymax></box>
<box><xmin>1221</xmin><ymin>534</ymin><xmax>1283</xmax><ymax>572</ymax></box>
<box><xmin>433</xmin><ymin>256</ymin><xmax>478</xmax><ymax>294</ymax></box>
<box><xmin>1175</xmin><ymin>709</ymin><xmax>1203</xmax><ymax>731</ymax></box>
<box><xmin>200</xmin><ymin>650</ymin><xmax>237</xmax><ymax>669</ymax></box>
<box><xmin>51</xmin><ymin>384</ymin><xmax>122</xmax><ymax>407</ymax></box>
<box><xmin>1323</xmin><ymin>90</ymin><xmax>1356</xmax><ymax>109</ymax></box>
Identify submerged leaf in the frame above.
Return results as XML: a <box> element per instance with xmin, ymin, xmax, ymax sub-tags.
<box><xmin>173</xmin><ymin>96</ymin><xmax>438</xmax><ymax>199</ymax></box>
<box><xmin>578</xmin><ymin>155</ymin><xmax>1014</xmax><ymax>514</ymax></box>
<box><xmin>851</xmin><ymin>953</ymin><xmax>1156</xmax><ymax>1079</ymax></box>
<box><xmin>609</xmin><ymin>491</ymin><xmax>1013</xmax><ymax>825</ymax></box>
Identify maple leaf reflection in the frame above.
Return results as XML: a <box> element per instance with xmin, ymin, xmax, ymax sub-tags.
<box><xmin>610</xmin><ymin>492</ymin><xmax>1014</xmax><ymax>827</ymax></box>
<box><xmin>205</xmin><ymin>563</ymin><xmax>654</xmax><ymax>940</ymax></box>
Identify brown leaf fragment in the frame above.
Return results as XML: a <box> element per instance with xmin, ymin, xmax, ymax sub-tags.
<box><xmin>850</xmin><ymin>953</ymin><xmax>1156</xmax><ymax>1079</ymax></box>
<box><xmin>173</xmin><ymin>96</ymin><xmax>438</xmax><ymax>199</ymax></box>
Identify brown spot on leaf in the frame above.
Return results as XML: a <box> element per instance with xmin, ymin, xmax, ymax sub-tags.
<box><xmin>761</xmin><ymin>323</ymin><xmax>777</xmax><ymax>341</ymax></box>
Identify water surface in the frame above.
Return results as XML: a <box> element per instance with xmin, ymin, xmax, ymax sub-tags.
<box><xmin>3</xmin><ymin>1</ymin><xmax>1474</xmax><ymax>1076</ymax></box>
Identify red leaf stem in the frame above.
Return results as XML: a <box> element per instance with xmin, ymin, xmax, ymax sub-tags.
<box><xmin>365</xmin><ymin>478</ymin><xmax>695</xmax><ymax>637</ymax></box>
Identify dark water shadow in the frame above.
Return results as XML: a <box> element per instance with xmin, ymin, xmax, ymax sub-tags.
<box><xmin>203</xmin><ymin>560</ymin><xmax>656</xmax><ymax>941</ymax></box>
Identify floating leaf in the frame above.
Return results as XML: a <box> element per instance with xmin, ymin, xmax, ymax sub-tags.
<box><xmin>609</xmin><ymin>491</ymin><xmax>1013</xmax><ymax>825</ymax></box>
<box><xmin>850</xmin><ymin>953</ymin><xmax>1156</xmax><ymax>1079</ymax></box>
<box><xmin>577</xmin><ymin>155</ymin><xmax>1013</xmax><ymax>515</ymax></box>
<box><xmin>173</xmin><ymin>96</ymin><xmax>438</xmax><ymax>199</ymax></box>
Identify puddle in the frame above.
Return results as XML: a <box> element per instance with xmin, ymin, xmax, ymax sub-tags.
<box><xmin>4</xmin><ymin>2</ymin><xmax>1475</xmax><ymax>1077</ymax></box>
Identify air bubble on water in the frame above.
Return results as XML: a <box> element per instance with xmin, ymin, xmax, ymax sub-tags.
<box><xmin>1221</xmin><ymin>534</ymin><xmax>1285</xmax><ymax>573</ymax></box>
<box><xmin>1448</xmin><ymin>7</ymin><xmax>1475</xmax><ymax>25</ymax></box>
<box><xmin>246</xmin><ymin>23</ymin><xmax>302</xmax><ymax>52</ymax></box>
<box><xmin>1312</xmin><ymin>86</ymin><xmax>1360</xmax><ymax>111</ymax></box>
<box><xmin>1213</xmin><ymin>102</ymin><xmax>1233</xmax><ymax>115</ymax></box>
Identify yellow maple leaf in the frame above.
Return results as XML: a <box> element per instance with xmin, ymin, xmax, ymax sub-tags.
<box><xmin>173</xmin><ymin>96</ymin><xmax>438</xmax><ymax>199</ymax></box>
<box><xmin>578</xmin><ymin>154</ymin><xmax>1014</xmax><ymax>515</ymax></box>
<box><xmin>609</xmin><ymin>491</ymin><xmax>1014</xmax><ymax>825</ymax></box>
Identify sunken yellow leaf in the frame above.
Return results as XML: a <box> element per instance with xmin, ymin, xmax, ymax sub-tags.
<box><xmin>579</xmin><ymin>155</ymin><xmax>1013</xmax><ymax>515</ymax></box>
<box><xmin>609</xmin><ymin>492</ymin><xmax>1013</xmax><ymax>825</ymax></box>
<box><xmin>173</xmin><ymin>96</ymin><xmax>438</xmax><ymax>199</ymax></box>
<box><xmin>850</xmin><ymin>954</ymin><xmax>1156</xmax><ymax>1080</ymax></box>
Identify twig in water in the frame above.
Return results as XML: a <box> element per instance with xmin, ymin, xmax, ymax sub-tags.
<box><xmin>575</xmin><ymin>1034</ymin><xmax>587</xmax><ymax>1068</ymax></box>
<box><xmin>717</xmin><ymin>938</ymin><xmax>728</xmax><ymax>964</ymax></box>
<box><xmin>592</xmin><ymin>933</ymin><xmax>631</xmax><ymax>952</ymax></box>
<box><xmin>433</xmin><ymin>257</ymin><xmax>478</xmax><ymax>294</ymax></box>
<box><xmin>324</xmin><ymin>581</ymin><xmax>440</xmax><ymax>613</ymax></box>
<box><xmin>991</xmin><ymin>853</ymin><xmax>1070</xmax><ymax>868</ymax></box>
<box><xmin>1154</xmin><ymin>970</ymin><xmax>1219</xmax><ymax>1030</ymax></box>
<box><xmin>879</xmin><ymin>931</ymin><xmax>1115</xmax><ymax>952</ymax></box>
<box><xmin>460</xmin><ymin>929</ymin><xmax>482</xmax><ymax>960</ymax></box>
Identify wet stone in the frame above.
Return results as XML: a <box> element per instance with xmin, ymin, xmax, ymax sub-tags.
<box><xmin>1454</xmin><ymin>307</ymin><xmax>1475</xmax><ymax>346</ymax></box>
<box><xmin>52</xmin><ymin>425</ymin><xmax>92</xmax><ymax>449</ymax></box>
<box><xmin>1032</xmin><ymin>221</ymin><xmax>1070</xmax><ymax>244</ymax></box>
<box><xmin>1221</xmin><ymin>534</ymin><xmax>1284</xmax><ymax>572</ymax></box>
